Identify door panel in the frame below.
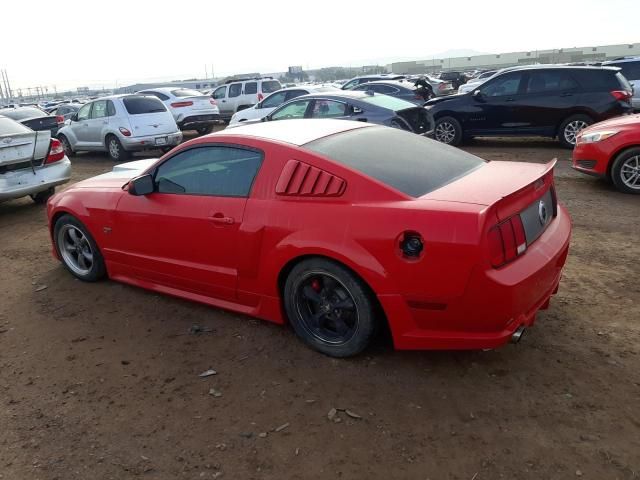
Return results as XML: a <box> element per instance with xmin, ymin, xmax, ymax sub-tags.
<box><xmin>469</xmin><ymin>72</ymin><xmax>524</xmax><ymax>134</ymax></box>
<box><xmin>72</xmin><ymin>103</ymin><xmax>93</xmax><ymax>145</ymax></box>
<box><xmin>112</xmin><ymin>193</ymin><xmax>246</xmax><ymax>300</ymax></box>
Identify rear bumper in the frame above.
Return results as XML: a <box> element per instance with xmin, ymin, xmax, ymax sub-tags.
<box><xmin>121</xmin><ymin>132</ymin><xmax>182</xmax><ymax>151</ymax></box>
<box><xmin>178</xmin><ymin>114</ymin><xmax>221</xmax><ymax>129</ymax></box>
<box><xmin>0</xmin><ymin>158</ymin><xmax>71</xmax><ymax>202</ymax></box>
<box><xmin>381</xmin><ymin>204</ymin><xmax>572</xmax><ymax>350</ymax></box>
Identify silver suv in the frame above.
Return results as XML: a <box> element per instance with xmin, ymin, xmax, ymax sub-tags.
<box><xmin>57</xmin><ymin>95</ymin><xmax>182</xmax><ymax>161</ymax></box>
<box><xmin>211</xmin><ymin>77</ymin><xmax>282</xmax><ymax>121</ymax></box>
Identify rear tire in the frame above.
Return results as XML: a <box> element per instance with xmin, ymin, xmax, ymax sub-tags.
<box><xmin>196</xmin><ymin>125</ymin><xmax>214</xmax><ymax>135</ymax></box>
<box><xmin>30</xmin><ymin>187</ymin><xmax>55</xmax><ymax>204</ymax></box>
<box><xmin>434</xmin><ymin>116</ymin><xmax>463</xmax><ymax>146</ymax></box>
<box><xmin>53</xmin><ymin>214</ymin><xmax>106</xmax><ymax>282</ymax></box>
<box><xmin>58</xmin><ymin>135</ymin><xmax>75</xmax><ymax>157</ymax></box>
<box><xmin>283</xmin><ymin>258</ymin><xmax>378</xmax><ymax>358</ymax></box>
<box><xmin>610</xmin><ymin>147</ymin><xmax>640</xmax><ymax>194</ymax></box>
<box><xmin>558</xmin><ymin>114</ymin><xmax>592</xmax><ymax>149</ymax></box>
<box><xmin>106</xmin><ymin>135</ymin><xmax>130</xmax><ymax>162</ymax></box>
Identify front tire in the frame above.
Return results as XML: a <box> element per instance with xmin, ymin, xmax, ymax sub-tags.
<box><xmin>54</xmin><ymin>214</ymin><xmax>106</xmax><ymax>282</ymax></box>
<box><xmin>558</xmin><ymin>114</ymin><xmax>592</xmax><ymax>149</ymax></box>
<box><xmin>106</xmin><ymin>135</ymin><xmax>130</xmax><ymax>162</ymax></box>
<box><xmin>283</xmin><ymin>258</ymin><xmax>378</xmax><ymax>357</ymax></box>
<box><xmin>610</xmin><ymin>147</ymin><xmax>640</xmax><ymax>194</ymax></box>
<box><xmin>434</xmin><ymin>116</ymin><xmax>463</xmax><ymax>146</ymax></box>
<box><xmin>30</xmin><ymin>187</ymin><xmax>55</xmax><ymax>204</ymax></box>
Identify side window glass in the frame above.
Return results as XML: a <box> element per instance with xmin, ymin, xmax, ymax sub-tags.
<box><xmin>284</xmin><ymin>90</ymin><xmax>306</xmax><ymax>101</ymax></box>
<box><xmin>310</xmin><ymin>100</ymin><xmax>347</xmax><ymax>118</ymax></box>
<box><xmin>481</xmin><ymin>73</ymin><xmax>523</xmax><ymax>97</ymax></box>
<box><xmin>91</xmin><ymin>100</ymin><xmax>108</xmax><ymax>119</ymax></box>
<box><xmin>107</xmin><ymin>100</ymin><xmax>116</xmax><ymax>116</ymax></box>
<box><xmin>244</xmin><ymin>82</ymin><xmax>257</xmax><ymax>94</ymax></box>
<box><xmin>77</xmin><ymin>103</ymin><xmax>92</xmax><ymax>121</ymax></box>
<box><xmin>261</xmin><ymin>91</ymin><xmax>288</xmax><ymax>108</ymax></box>
<box><xmin>270</xmin><ymin>100</ymin><xmax>311</xmax><ymax>121</ymax></box>
<box><xmin>155</xmin><ymin>146</ymin><xmax>263</xmax><ymax>197</ymax></box>
<box><xmin>228</xmin><ymin>84</ymin><xmax>242</xmax><ymax>98</ymax></box>
<box><xmin>212</xmin><ymin>86</ymin><xmax>227</xmax><ymax>100</ymax></box>
<box><xmin>526</xmin><ymin>71</ymin><xmax>578</xmax><ymax>94</ymax></box>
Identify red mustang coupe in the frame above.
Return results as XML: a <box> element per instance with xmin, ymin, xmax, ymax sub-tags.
<box><xmin>47</xmin><ymin>120</ymin><xmax>571</xmax><ymax>357</ymax></box>
<box><xmin>573</xmin><ymin>114</ymin><xmax>640</xmax><ymax>194</ymax></box>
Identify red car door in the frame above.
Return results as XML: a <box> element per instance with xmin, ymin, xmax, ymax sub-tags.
<box><xmin>111</xmin><ymin>145</ymin><xmax>263</xmax><ymax>301</ymax></box>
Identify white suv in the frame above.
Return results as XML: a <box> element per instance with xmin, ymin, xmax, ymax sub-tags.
<box><xmin>211</xmin><ymin>77</ymin><xmax>282</xmax><ymax>121</ymax></box>
<box><xmin>57</xmin><ymin>95</ymin><xmax>182</xmax><ymax>161</ymax></box>
<box><xmin>137</xmin><ymin>87</ymin><xmax>220</xmax><ymax>134</ymax></box>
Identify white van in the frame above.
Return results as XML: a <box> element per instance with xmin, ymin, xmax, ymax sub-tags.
<box><xmin>211</xmin><ymin>77</ymin><xmax>282</xmax><ymax>121</ymax></box>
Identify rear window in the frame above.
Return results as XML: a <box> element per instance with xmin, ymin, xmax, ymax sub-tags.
<box><xmin>171</xmin><ymin>89</ymin><xmax>203</xmax><ymax>97</ymax></box>
<box><xmin>304</xmin><ymin>126</ymin><xmax>484</xmax><ymax>197</ymax></box>
<box><xmin>261</xmin><ymin>80</ymin><xmax>281</xmax><ymax>94</ymax></box>
<box><xmin>123</xmin><ymin>96</ymin><xmax>167</xmax><ymax>114</ymax></box>
<box><xmin>360</xmin><ymin>94</ymin><xmax>416</xmax><ymax>111</ymax></box>
<box><xmin>0</xmin><ymin>116</ymin><xmax>31</xmax><ymax>134</ymax></box>
<box><xmin>1</xmin><ymin>107</ymin><xmax>46</xmax><ymax>120</ymax></box>
<box><xmin>571</xmin><ymin>69</ymin><xmax>621</xmax><ymax>91</ymax></box>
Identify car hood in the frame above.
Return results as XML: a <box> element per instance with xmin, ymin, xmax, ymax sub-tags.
<box><xmin>425</xmin><ymin>92</ymin><xmax>468</xmax><ymax>106</ymax></box>
<box><xmin>584</xmin><ymin>113</ymin><xmax>640</xmax><ymax>131</ymax></box>
<box><xmin>73</xmin><ymin>158</ymin><xmax>159</xmax><ymax>189</ymax></box>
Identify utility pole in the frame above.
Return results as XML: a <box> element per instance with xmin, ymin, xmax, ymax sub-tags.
<box><xmin>1</xmin><ymin>70</ymin><xmax>11</xmax><ymax>101</ymax></box>
<box><xmin>205</xmin><ymin>64</ymin><xmax>208</xmax><ymax>79</ymax></box>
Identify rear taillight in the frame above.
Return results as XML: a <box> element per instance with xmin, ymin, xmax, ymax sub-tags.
<box><xmin>171</xmin><ymin>101</ymin><xmax>194</xmax><ymax>108</ymax></box>
<box><xmin>119</xmin><ymin>127</ymin><xmax>132</xmax><ymax>137</ymax></box>
<box><xmin>55</xmin><ymin>115</ymin><xmax>64</xmax><ymax>124</ymax></box>
<box><xmin>257</xmin><ymin>93</ymin><xmax>264</xmax><ymax>102</ymax></box>
<box><xmin>439</xmin><ymin>83</ymin><xmax>446</xmax><ymax>91</ymax></box>
<box><xmin>488</xmin><ymin>215</ymin><xmax>527</xmax><ymax>268</ymax></box>
<box><xmin>610</xmin><ymin>90</ymin><xmax>632</xmax><ymax>101</ymax></box>
<box><xmin>45</xmin><ymin>138</ymin><xmax>65</xmax><ymax>164</ymax></box>
<box><xmin>210</xmin><ymin>99</ymin><xmax>217</xmax><ymax>106</ymax></box>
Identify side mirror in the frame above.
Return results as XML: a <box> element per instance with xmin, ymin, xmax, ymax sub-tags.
<box><xmin>472</xmin><ymin>90</ymin><xmax>485</xmax><ymax>101</ymax></box>
<box><xmin>352</xmin><ymin>106</ymin><xmax>363</xmax><ymax>115</ymax></box>
<box><xmin>71</xmin><ymin>113</ymin><xmax>78</xmax><ymax>122</ymax></box>
<box><xmin>256</xmin><ymin>101</ymin><xmax>263</xmax><ymax>109</ymax></box>
<box><xmin>128</xmin><ymin>174</ymin><xmax>155</xmax><ymax>196</ymax></box>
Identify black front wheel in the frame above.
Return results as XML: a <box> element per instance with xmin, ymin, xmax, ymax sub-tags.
<box><xmin>610</xmin><ymin>147</ymin><xmax>640</xmax><ymax>194</ymax></box>
<box><xmin>434</xmin><ymin>116</ymin><xmax>463</xmax><ymax>146</ymax></box>
<box><xmin>106</xmin><ymin>135</ymin><xmax>131</xmax><ymax>162</ymax></box>
<box><xmin>284</xmin><ymin>258</ymin><xmax>378</xmax><ymax>357</ymax></box>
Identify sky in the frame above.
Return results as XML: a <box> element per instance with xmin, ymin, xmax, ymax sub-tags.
<box><xmin>1</xmin><ymin>0</ymin><xmax>639</xmax><ymax>92</ymax></box>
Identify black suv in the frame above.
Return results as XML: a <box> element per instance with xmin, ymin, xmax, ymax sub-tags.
<box><xmin>426</xmin><ymin>65</ymin><xmax>633</xmax><ymax>148</ymax></box>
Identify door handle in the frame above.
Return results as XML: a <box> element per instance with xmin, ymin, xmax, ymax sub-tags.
<box><xmin>209</xmin><ymin>213</ymin><xmax>234</xmax><ymax>225</ymax></box>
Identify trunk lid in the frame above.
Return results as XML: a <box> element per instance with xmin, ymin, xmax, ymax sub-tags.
<box><xmin>177</xmin><ymin>95</ymin><xmax>217</xmax><ymax>112</ymax></box>
<box><xmin>0</xmin><ymin>130</ymin><xmax>51</xmax><ymax>167</ymax></box>
<box><xmin>423</xmin><ymin>159</ymin><xmax>557</xmax><ymax>221</ymax></box>
<box><xmin>21</xmin><ymin>115</ymin><xmax>59</xmax><ymax>133</ymax></box>
<box><xmin>122</xmin><ymin>95</ymin><xmax>178</xmax><ymax>137</ymax></box>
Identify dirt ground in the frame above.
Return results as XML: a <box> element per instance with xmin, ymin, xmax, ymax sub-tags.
<box><xmin>1</xmin><ymin>131</ymin><xmax>639</xmax><ymax>480</ymax></box>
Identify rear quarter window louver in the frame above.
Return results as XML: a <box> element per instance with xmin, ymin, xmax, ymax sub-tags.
<box><xmin>276</xmin><ymin>160</ymin><xmax>346</xmax><ymax>196</ymax></box>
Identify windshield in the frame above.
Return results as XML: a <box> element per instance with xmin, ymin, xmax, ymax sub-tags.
<box><xmin>360</xmin><ymin>95</ymin><xmax>416</xmax><ymax>111</ymax></box>
<box><xmin>171</xmin><ymin>89</ymin><xmax>203</xmax><ymax>97</ymax></box>
<box><xmin>304</xmin><ymin>126</ymin><xmax>485</xmax><ymax>197</ymax></box>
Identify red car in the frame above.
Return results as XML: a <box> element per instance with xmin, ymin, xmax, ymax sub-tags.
<box><xmin>573</xmin><ymin>114</ymin><xmax>640</xmax><ymax>194</ymax></box>
<box><xmin>47</xmin><ymin>120</ymin><xmax>571</xmax><ymax>357</ymax></box>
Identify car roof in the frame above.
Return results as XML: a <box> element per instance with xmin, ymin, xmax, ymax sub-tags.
<box><xmin>494</xmin><ymin>64</ymin><xmax>620</xmax><ymax>73</ymax></box>
<box><xmin>139</xmin><ymin>87</ymin><xmax>198</xmax><ymax>93</ymax></box>
<box><xmin>211</xmin><ymin>119</ymin><xmax>371</xmax><ymax>146</ymax></box>
<box><xmin>603</xmin><ymin>56</ymin><xmax>640</xmax><ymax>64</ymax></box>
<box><xmin>294</xmin><ymin>90</ymin><xmax>378</xmax><ymax>101</ymax></box>
<box><xmin>355</xmin><ymin>80</ymin><xmax>414</xmax><ymax>89</ymax></box>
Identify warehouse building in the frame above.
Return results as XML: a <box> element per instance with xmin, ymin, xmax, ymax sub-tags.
<box><xmin>389</xmin><ymin>43</ymin><xmax>640</xmax><ymax>74</ymax></box>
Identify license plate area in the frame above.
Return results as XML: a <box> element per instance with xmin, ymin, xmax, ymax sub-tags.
<box><xmin>155</xmin><ymin>136</ymin><xmax>168</xmax><ymax>146</ymax></box>
<box><xmin>519</xmin><ymin>188</ymin><xmax>555</xmax><ymax>245</ymax></box>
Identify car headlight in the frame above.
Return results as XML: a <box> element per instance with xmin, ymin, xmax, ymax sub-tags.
<box><xmin>576</xmin><ymin>130</ymin><xmax>619</xmax><ymax>144</ymax></box>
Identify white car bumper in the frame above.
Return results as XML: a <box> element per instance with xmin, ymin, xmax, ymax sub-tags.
<box><xmin>121</xmin><ymin>132</ymin><xmax>183</xmax><ymax>151</ymax></box>
<box><xmin>0</xmin><ymin>158</ymin><xmax>72</xmax><ymax>202</ymax></box>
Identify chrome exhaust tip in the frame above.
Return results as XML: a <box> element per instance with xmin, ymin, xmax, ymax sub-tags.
<box><xmin>511</xmin><ymin>326</ymin><xmax>526</xmax><ymax>344</ymax></box>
